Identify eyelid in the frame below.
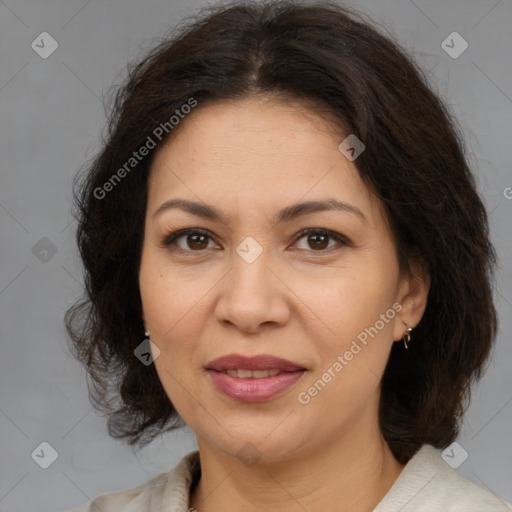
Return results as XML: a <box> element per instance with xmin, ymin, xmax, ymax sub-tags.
<box><xmin>160</xmin><ymin>227</ymin><xmax>352</xmax><ymax>253</ymax></box>
<box><xmin>291</xmin><ymin>228</ymin><xmax>352</xmax><ymax>250</ymax></box>
<box><xmin>160</xmin><ymin>228</ymin><xmax>215</xmax><ymax>249</ymax></box>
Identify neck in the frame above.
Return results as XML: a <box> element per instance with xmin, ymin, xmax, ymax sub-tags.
<box><xmin>189</xmin><ymin>423</ymin><xmax>404</xmax><ymax>512</ymax></box>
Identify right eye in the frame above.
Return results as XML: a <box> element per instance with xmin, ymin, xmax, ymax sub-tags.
<box><xmin>161</xmin><ymin>228</ymin><xmax>219</xmax><ymax>253</ymax></box>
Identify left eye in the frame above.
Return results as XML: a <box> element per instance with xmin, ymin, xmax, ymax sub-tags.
<box><xmin>293</xmin><ymin>228</ymin><xmax>348</xmax><ymax>252</ymax></box>
<box><xmin>162</xmin><ymin>228</ymin><xmax>349</xmax><ymax>253</ymax></box>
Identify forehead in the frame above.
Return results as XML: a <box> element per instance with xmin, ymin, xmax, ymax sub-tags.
<box><xmin>153</xmin><ymin>95</ymin><xmax>343</xmax><ymax>162</ymax></box>
<box><xmin>147</xmin><ymin>96</ymin><xmax>383</xmax><ymax>228</ymax></box>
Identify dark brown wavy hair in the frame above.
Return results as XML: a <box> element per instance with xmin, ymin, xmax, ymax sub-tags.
<box><xmin>65</xmin><ymin>0</ymin><xmax>498</xmax><ymax>463</ymax></box>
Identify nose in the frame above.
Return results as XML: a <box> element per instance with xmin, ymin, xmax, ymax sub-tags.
<box><xmin>214</xmin><ymin>244</ymin><xmax>291</xmax><ymax>333</ymax></box>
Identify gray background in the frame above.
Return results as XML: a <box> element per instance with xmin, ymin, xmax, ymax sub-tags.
<box><xmin>0</xmin><ymin>0</ymin><xmax>511</xmax><ymax>510</ymax></box>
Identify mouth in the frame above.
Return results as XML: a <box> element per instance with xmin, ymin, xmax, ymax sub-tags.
<box><xmin>205</xmin><ymin>353</ymin><xmax>307</xmax><ymax>402</ymax></box>
<box><xmin>205</xmin><ymin>358</ymin><xmax>306</xmax><ymax>402</ymax></box>
<box><xmin>213</xmin><ymin>368</ymin><xmax>290</xmax><ymax>379</ymax></box>
<box><xmin>205</xmin><ymin>353</ymin><xmax>307</xmax><ymax>373</ymax></box>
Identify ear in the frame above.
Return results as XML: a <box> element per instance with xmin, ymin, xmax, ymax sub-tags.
<box><xmin>392</xmin><ymin>258</ymin><xmax>430</xmax><ymax>342</ymax></box>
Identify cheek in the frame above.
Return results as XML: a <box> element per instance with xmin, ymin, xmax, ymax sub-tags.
<box><xmin>302</xmin><ymin>259</ymin><xmax>399</xmax><ymax>388</ymax></box>
<box><xmin>139</xmin><ymin>250</ymin><xmax>209</xmax><ymax>369</ymax></box>
<box><xmin>298</xmin><ymin>284</ymin><xmax>396</xmax><ymax>418</ymax></box>
<box><xmin>139</xmin><ymin>254</ymin><xmax>205</xmax><ymax>410</ymax></box>
<box><xmin>139</xmin><ymin>249</ymin><xmax>192</xmax><ymax>333</ymax></box>
<box><xmin>308</xmin><ymin>264</ymin><xmax>398</xmax><ymax>335</ymax></box>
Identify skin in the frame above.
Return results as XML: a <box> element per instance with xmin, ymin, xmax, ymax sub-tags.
<box><xmin>139</xmin><ymin>95</ymin><xmax>430</xmax><ymax>512</ymax></box>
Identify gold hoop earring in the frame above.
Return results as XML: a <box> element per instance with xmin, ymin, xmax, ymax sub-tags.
<box><xmin>402</xmin><ymin>322</ymin><xmax>413</xmax><ymax>349</ymax></box>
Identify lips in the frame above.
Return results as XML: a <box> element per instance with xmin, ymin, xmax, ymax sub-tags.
<box><xmin>205</xmin><ymin>354</ymin><xmax>306</xmax><ymax>372</ymax></box>
<box><xmin>205</xmin><ymin>354</ymin><xmax>307</xmax><ymax>402</ymax></box>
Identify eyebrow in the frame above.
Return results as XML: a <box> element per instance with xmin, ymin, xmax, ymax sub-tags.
<box><xmin>153</xmin><ymin>198</ymin><xmax>367</xmax><ymax>225</ymax></box>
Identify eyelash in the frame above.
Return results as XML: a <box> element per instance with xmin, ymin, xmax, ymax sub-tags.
<box><xmin>160</xmin><ymin>228</ymin><xmax>351</xmax><ymax>255</ymax></box>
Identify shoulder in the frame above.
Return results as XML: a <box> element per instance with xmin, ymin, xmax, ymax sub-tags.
<box><xmin>67</xmin><ymin>450</ymin><xmax>200</xmax><ymax>512</ymax></box>
<box><xmin>374</xmin><ymin>444</ymin><xmax>511</xmax><ymax>512</ymax></box>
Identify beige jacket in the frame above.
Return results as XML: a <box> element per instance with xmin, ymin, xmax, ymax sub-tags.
<box><xmin>69</xmin><ymin>444</ymin><xmax>511</xmax><ymax>511</ymax></box>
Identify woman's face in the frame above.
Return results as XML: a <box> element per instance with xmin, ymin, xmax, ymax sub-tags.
<box><xmin>139</xmin><ymin>96</ymin><xmax>427</xmax><ymax>463</ymax></box>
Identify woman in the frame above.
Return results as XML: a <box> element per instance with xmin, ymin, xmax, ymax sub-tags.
<box><xmin>65</xmin><ymin>1</ymin><xmax>510</xmax><ymax>510</ymax></box>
